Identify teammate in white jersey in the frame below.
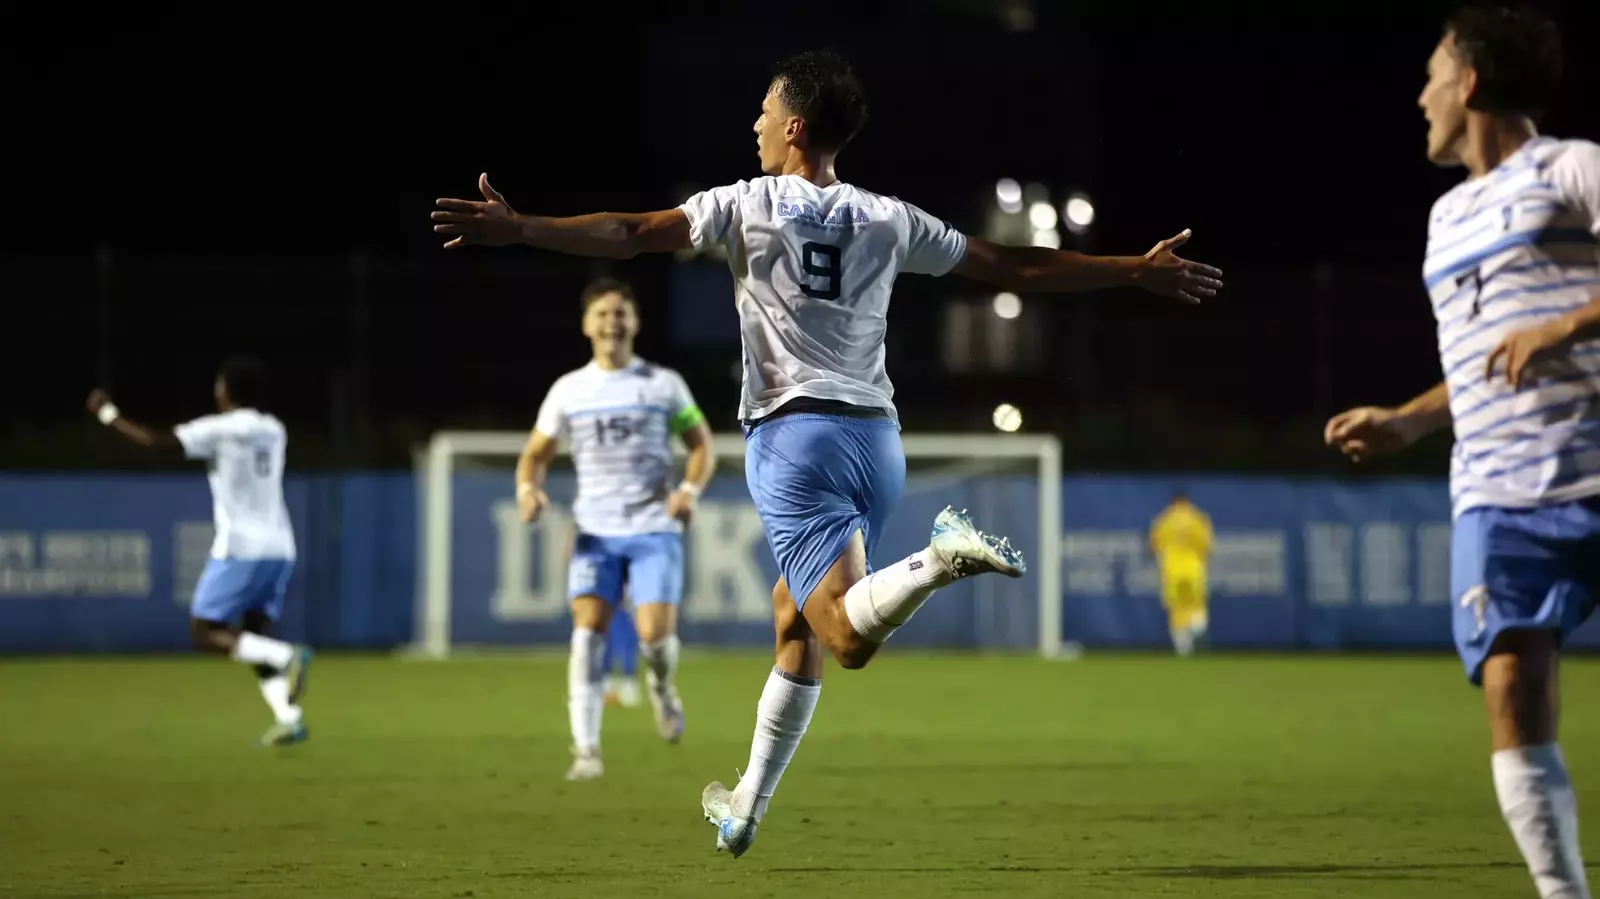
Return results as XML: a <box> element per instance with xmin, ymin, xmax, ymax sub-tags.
<box><xmin>87</xmin><ymin>357</ymin><xmax>313</xmax><ymax>747</ymax></box>
<box><xmin>434</xmin><ymin>51</ymin><xmax>1222</xmax><ymax>855</ymax></box>
<box><xmin>515</xmin><ymin>278</ymin><xmax>715</xmax><ymax>780</ymax></box>
<box><xmin>1325</xmin><ymin>7</ymin><xmax>1597</xmax><ymax>897</ymax></box>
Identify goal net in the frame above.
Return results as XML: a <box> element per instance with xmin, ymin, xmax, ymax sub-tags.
<box><xmin>412</xmin><ymin>430</ymin><xmax>1061</xmax><ymax>659</ymax></box>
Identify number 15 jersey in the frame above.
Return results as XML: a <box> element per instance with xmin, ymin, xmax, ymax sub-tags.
<box><xmin>534</xmin><ymin>359</ymin><xmax>706</xmax><ymax>537</ymax></box>
<box><xmin>678</xmin><ymin>176</ymin><xmax>969</xmax><ymax>426</ymax></box>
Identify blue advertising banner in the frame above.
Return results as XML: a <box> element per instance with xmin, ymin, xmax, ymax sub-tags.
<box><xmin>1</xmin><ymin>471</ymin><xmax>1595</xmax><ymax>653</ymax></box>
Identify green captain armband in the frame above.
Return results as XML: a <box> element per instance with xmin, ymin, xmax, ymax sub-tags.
<box><xmin>669</xmin><ymin>405</ymin><xmax>706</xmax><ymax>435</ymax></box>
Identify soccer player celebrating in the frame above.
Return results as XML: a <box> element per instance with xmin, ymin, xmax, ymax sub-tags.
<box><xmin>87</xmin><ymin>358</ymin><xmax>312</xmax><ymax>747</ymax></box>
<box><xmin>516</xmin><ymin>278</ymin><xmax>714</xmax><ymax>781</ymax></box>
<box><xmin>1325</xmin><ymin>7</ymin><xmax>1597</xmax><ymax>896</ymax></box>
<box><xmin>434</xmin><ymin>51</ymin><xmax>1221</xmax><ymax>854</ymax></box>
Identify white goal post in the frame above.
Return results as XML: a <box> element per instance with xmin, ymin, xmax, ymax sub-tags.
<box><xmin>413</xmin><ymin>430</ymin><xmax>1062</xmax><ymax>659</ymax></box>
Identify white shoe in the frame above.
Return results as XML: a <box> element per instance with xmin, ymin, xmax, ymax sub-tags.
<box><xmin>564</xmin><ymin>745</ymin><xmax>603</xmax><ymax>781</ymax></box>
<box><xmin>615</xmin><ymin>677</ymin><xmax>643</xmax><ymax>709</ymax></box>
<box><xmin>701</xmin><ymin>781</ymin><xmax>757</xmax><ymax>858</ymax></box>
<box><xmin>648</xmin><ymin>683</ymin><xmax>685</xmax><ymax>744</ymax></box>
<box><xmin>928</xmin><ymin>506</ymin><xmax>1026</xmax><ymax>579</ymax></box>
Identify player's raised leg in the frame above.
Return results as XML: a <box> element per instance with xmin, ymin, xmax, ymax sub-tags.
<box><xmin>628</xmin><ymin>533</ymin><xmax>687</xmax><ymax>743</ymax></box>
<box><xmin>189</xmin><ymin>557</ymin><xmax>312</xmax><ymax>745</ymax></box>
<box><xmin>1455</xmin><ymin>503</ymin><xmax>1596</xmax><ymax>899</ymax></box>
<box><xmin>703</xmin><ymin>413</ymin><xmax>1024</xmax><ymax>857</ymax></box>
<box><xmin>564</xmin><ymin>536</ymin><xmax>622</xmax><ymax>781</ymax></box>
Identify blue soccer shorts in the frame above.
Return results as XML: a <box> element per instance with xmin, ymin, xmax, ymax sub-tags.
<box><xmin>190</xmin><ymin>557</ymin><xmax>295</xmax><ymax>624</ymax></box>
<box><xmin>567</xmin><ymin>532</ymin><xmax>684</xmax><ymax>606</ymax></box>
<box><xmin>1451</xmin><ymin>497</ymin><xmax>1600</xmax><ymax>686</ymax></box>
<box><xmin>743</xmin><ymin>413</ymin><xmax>906</xmax><ymax>610</ymax></box>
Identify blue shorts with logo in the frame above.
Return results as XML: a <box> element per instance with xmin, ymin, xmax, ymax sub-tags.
<box><xmin>1451</xmin><ymin>497</ymin><xmax>1600</xmax><ymax>686</ymax></box>
<box><xmin>567</xmin><ymin>532</ymin><xmax>684</xmax><ymax>606</ymax></box>
<box><xmin>744</xmin><ymin>412</ymin><xmax>906</xmax><ymax>610</ymax></box>
<box><xmin>191</xmin><ymin>557</ymin><xmax>295</xmax><ymax>624</ymax></box>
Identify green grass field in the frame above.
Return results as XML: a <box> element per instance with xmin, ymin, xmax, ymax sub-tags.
<box><xmin>2</xmin><ymin>651</ymin><xmax>1595</xmax><ymax>898</ymax></box>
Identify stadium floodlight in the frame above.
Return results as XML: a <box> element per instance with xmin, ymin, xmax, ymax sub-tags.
<box><xmin>994</xmin><ymin>178</ymin><xmax>1022</xmax><ymax>214</ymax></box>
<box><xmin>992</xmin><ymin>403</ymin><xmax>1023</xmax><ymax>433</ymax></box>
<box><xmin>1030</xmin><ymin>228</ymin><xmax>1061</xmax><ymax>249</ymax></box>
<box><xmin>991</xmin><ymin>292</ymin><xmax>1022</xmax><ymax>320</ymax></box>
<box><xmin>416</xmin><ymin>430</ymin><xmax>1063</xmax><ymax>658</ymax></box>
<box><xmin>1063</xmin><ymin>192</ymin><xmax>1095</xmax><ymax>234</ymax></box>
<box><xmin>1027</xmin><ymin>201</ymin><xmax>1057</xmax><ymax>231</ymax></box>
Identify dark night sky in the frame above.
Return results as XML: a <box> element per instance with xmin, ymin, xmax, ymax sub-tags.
<box><xmin>5</xmin><ymin>0</ymin><xmax>1598</xmax><ymax>468</ymax></box>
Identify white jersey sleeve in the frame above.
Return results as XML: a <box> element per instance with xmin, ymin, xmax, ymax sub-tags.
<box><xmin>533</xmin><ymin>378</ymin><xmax>570</xmax><ymax>441</ymax></box>
<box><xmin>899</xmin><ymin>200</ymin><xmax>968</xmax><ymax>276</ymax></box>
<box><xmin>679</xmin><ymin>182</ymin><xmax>749</xmax><ymax>252</ymax></box>
<box><xmin>175</xmin><ymin>414</ymin><xmax>229</xmax><ymax>460</ymax></box>
<box><xmin>1552</xmin><ymin>140</ymin><xmax>1600</xmax><ymax>236</ymax></box>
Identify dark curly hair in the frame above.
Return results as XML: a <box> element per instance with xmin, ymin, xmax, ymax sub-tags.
<box><xmin>1445</xmin><ymin>4</ymin><xmax>1563</xmax><ymax>121</ymax></box>
<box><xmin>771</xmin><ymin>50</ymin><xmax>869</xmax><ymax>154</ymax></box>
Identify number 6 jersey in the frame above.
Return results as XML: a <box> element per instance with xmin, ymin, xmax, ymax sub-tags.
<box><xmin>678</xmin><ymin>176</ymin><xmax>969</xmax><ymax>427</ymax></box>
<box><xmin>174</xmin><ymin>408</ymin><xmax>296</xmax><ymax>560</ymax></box>
<box><xmin>534</xmin><ymin>359</ymin><xmax>706</xmax><ymax>537</ymax></box>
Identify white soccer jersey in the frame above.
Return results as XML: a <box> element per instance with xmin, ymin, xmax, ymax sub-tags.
<box><xmin>678</xmin><ymin>175</ymin><xmax>969</xmax><ymax>425</ymax></box>
<box><xmin>1425</xmin><ymin>137</ymin><xmax>1600</xmax><ymax>517</ymax></box>
<box><xmin>174</xmin><ymin>408</ymin><xmax>296</xmax><ymax>560</ymax></box>
<box><xmin>534</xmin><ymin>358</ymin><xmax>704</xmax><ymax>537</ymax></box>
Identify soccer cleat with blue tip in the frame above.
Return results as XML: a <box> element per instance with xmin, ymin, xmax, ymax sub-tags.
<box><xmin>928</xmin><ymin>506</ymin><xmax>1026</xmax><ymax>579</ymax></box>
<box><xmin>701</xmin><ymin>781</ymin><xmax>757</xmax><ymax>858</ymax></box>
<box><xmin>283</xmin><ymin>646</ymin><xmax>314</xmax><ymax>705</ymax></box>
<box><xmin>257</xmin><ymin>721</ymin><xmax>308</xmax><ymax>747</ymax></box>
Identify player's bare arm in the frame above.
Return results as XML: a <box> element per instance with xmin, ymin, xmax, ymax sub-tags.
<box><xmin>1324</xmin><ymin>381</ymin><xmax>1452</xmax><ymax>464</ymax></box>
<box><xmin>86</xmin><ymin>389</ymin><xmax>182</xmax><ymax>454</ymax></box>
<box><xmin>668</xmin><ymin>422</ymin><xmax>716</xmax><ymax>525</ymax></box>
<box><xmin>514</xmin><ymin>428</ymin><xmax>558</xmax><ymax>523</ymax></box>
<box><xmin>954</xmin><ymin>229</ymin><xmax>1224</xmax><ymax>304</ymax></box>
<box><xmin>433</xmin><ymin>174</ymin><xmax>690</xmax><ymax>259</ymax></box>
<box><xmin>1486</xmin><ymin>295</ymin><xmax>1600</xmax><ymax>390</ymax></box>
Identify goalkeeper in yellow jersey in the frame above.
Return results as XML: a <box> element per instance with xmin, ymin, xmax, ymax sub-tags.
<box><xmin>1149</xmin><ymin>490</ymin><xmax>1214</xmax><ymax>656</ymax></box>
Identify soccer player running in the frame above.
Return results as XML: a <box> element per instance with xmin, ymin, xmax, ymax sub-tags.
<box><xmin>87</xmin><ymin>357</ymin><xmax>313</xmax><ymax>747</ymax></box>
<box><xmin>1149</xmin><ymin>489</ymin><xmax>1214</xmax><ymax>656</ymax></box>
<box><xmin>516</xmin><ymin>278</ymin><xmax>714</xmax><ymax>781</ymax></box>
<box><xmin>1325</xmin><ymin>7</ymin><xmax>1598</xmax><ymax>896</ymax></box>
<box><xmin>434</xmin><ymin>51</ymin><xmax>1222</xmax><ymax>855</ymax></box>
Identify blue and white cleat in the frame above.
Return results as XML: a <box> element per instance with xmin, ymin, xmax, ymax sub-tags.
<box><xmin>701</xmin><ymin>781</ymin><xmax>757</xmax><ymax>858</ymax></box>
<box><xmin>929</xmin><ymin>506</ymin><xmax>1027</xmax><ymax>579</ymax></box>
<box><xmin>257</xmin><ymin>721</ymin><xmax>308</xmax><ymax>747</ymax></box>
<box><xmin>283</xmin><ymin>646</ymin><xmax>314</xmax><ymax>705</ymax></box>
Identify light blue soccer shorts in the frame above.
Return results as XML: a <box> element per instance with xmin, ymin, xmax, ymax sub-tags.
<box><xmin>744</xmin><ymin>413</ymin><xmax>906</xmax><ymax>610</ymax></box>
<box><xmin>1451</xmin><ymin>496</ymin><xmax>1600</xmax><ymax>686</ymax></box>
<box><xmin>568</xmin><ymin>532</ymin><xmax>684</xmax><ymax>606</ymax></box>
<box><xmin>191</xmin><ymin>557</ymin><xmax>295</xmax><ymax>624</ymax></box>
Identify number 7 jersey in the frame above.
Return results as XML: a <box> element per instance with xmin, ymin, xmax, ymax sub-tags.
<box><xmin>678</xmin><ymin>176</ymin><xmax>969</xmax><ymax>426</ymax></box>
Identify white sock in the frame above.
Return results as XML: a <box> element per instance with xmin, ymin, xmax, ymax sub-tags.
<box><xmin>231</xmin><ymin>632</ymin><xmax>295</xmax><ymax>669</ymax></box>
<box><xmin>568</xmin><ymin>627</ymin><xmax>605</xmax><ymax>753</ymax></box>
<box><xmin>258</xmin><ymin>675</ymin><xmax>302</xmax><ymax>726</ymax></box>
<box><xmin>842</xmin><ymin>548</ymin><xmax>950</xmax><ymax>643</ymax></box>
<box><xmin>640</xmin><ymin>635</ymin><xmax>680</xmax><ymax>693</ymax></box>
<box><xmin>1493</xmin><ymin>744</ymin><xmax>1589</xmax><ymax>899</ymax></box>
<box><xmin>1172</xmin><ymin>628</ymin><xmax>1195</xmax><ymax>656</ymax></box>
<box><xmin>731</xmin><ymin>668</ymin><xmax>821</xmax><ymax>822</ymax></box>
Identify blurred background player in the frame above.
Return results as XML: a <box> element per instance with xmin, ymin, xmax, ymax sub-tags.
<box><xmin>1325</xmin><ymin>6</ymin><xmax>1597</xmax><ymax>897</ymax></box>
<box><xmin>515</xmin><ymin>278</ymin><xmax>714</xmax><ymax>781</ymax></box>
<box><xmin>602</xmin><ymin>599</ymin><xmax>642</xmax><ymax>708</ymax></box>
<box><xmin>1149</xmin><ymin>489</ymin><xmax>1214</xmax><ymax>656</ymax></box>
<box><xmin>432</xmin><ymin>51</ymin><xmax>1221</xmax><ymax>855</ymax></box>
<box><xmin>86</xmin><ymin>357</ymin><xmax>312</xmax><ymax>747</ymax></box>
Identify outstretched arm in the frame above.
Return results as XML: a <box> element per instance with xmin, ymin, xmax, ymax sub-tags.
<box><xmin>86</xmin><ymin>389</ymin><xmax>183</xmax><ymax>455</ymax></box>
<box><xmin>432</xmin><ymin>174</ymin><xmax>690</xmax><ymax>259</ymax></box>
<box><xmin>953</xmin><ymin>229</ymin><xmax>1223</xmax><ymax>303</ymax></box>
